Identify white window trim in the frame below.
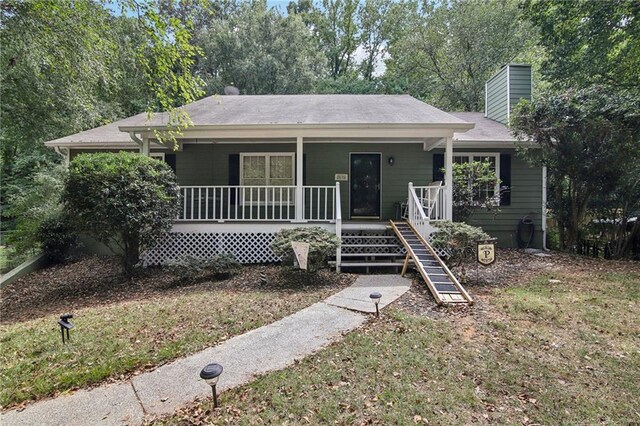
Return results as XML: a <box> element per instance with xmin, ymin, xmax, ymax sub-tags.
<box><xmin>150</xmin><ymin>152</ymin><xmax>165</xmax><ymax>161</ymax></box>
<box><xmin>453</xmin><ymin>152</ymin><xmax>501</xmax><ymax>204</ymax></box>
<box><xmin>239</xmin><ymin>152</ymin><xmax>295</xmax><ymax>206</ymax></box>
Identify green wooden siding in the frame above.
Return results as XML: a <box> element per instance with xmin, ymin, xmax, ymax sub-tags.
<box><xmin>434</xmin><ymin>148</ymin><xmax>544</xmax><ymax>248</ymax></box>
<box><xmin>486</xmin><ymin>64</ymin><xmax>532</xmax><ymax>126</ymax></box>
<box><xmin>509</xmin><ymin>65</ymin><xmax>532</xmax><ymax>110</ymax></box>
<box><xmin>486</xmin><ymin>67</ymin><xmax>508</xmax><ymax>124</ymax></box>
<box><xmin>175</xmin><ymin>143</ymin><xmax>543</xmax><ymax>248</ymax></box>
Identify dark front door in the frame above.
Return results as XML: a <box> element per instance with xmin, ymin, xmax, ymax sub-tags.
<box><xmin>350</xmin><ymin>153</ymin><xmax>381</xmax><ymax>219</ymax></box>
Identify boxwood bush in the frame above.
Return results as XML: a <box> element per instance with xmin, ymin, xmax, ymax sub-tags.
<box><xmin>270</xmin><ymin>227</ymin><xmax>340</xmax><ymax>272</ymax></box>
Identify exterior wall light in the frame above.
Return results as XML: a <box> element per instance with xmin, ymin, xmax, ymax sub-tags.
<box><xmin>369</xmin><ymin>292</ymin><xmax>382</xmax><ymax>317</ymax></box>
<box><xmin>388</xmin><ymin>156</ymin><xmax>395</xmax><ymax>166</ymax></box>
<box><xmin>200</xmin><ymin>363</ymin><xmax>223</xmax><ymax>410</ymax></box>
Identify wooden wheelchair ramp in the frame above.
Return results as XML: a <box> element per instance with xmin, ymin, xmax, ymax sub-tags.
<box><xmin>390</xmin><ymin>221</ymin><xmax>473</xmax><ymax>305</ymax></box>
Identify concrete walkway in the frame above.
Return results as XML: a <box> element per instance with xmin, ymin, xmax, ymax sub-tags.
<box><xmin>2</xmin><ymin>274</ymin><xmax>410</xmax><ymax>426</ymax></box>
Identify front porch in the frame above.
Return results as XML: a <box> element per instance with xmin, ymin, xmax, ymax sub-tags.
<box><xmin>142</xmin><ymin>182</ymin><xmax>449</xmax><ymax>269</ymax></box>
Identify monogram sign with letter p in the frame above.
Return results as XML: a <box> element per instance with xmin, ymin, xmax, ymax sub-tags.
<box><xmin>477</xmin><ymin>240</ymin><xmax>496</xmax><ymax>266</ymax></box>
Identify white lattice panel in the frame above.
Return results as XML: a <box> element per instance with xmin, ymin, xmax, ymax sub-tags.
<box><xmin>142</xmin><ymin>231</ymin><xmax>280</xmax><ymax>266</ymax></box>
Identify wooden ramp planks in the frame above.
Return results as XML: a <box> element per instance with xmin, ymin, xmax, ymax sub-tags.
<box><xmin>390</xmin><ymin>221</ymin><xmax>473</xmax><ymax>305</ymax></box>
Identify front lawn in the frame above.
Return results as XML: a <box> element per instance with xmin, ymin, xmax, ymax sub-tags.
<box><xmin>0</xmin><ymin>258</ymin><xmax>354</xmax><ymax>409</ymax></box>
<box><xmin>154</xmin><ymin>262</ymin><xmax>640</xmax><ymax>425</ymax></box>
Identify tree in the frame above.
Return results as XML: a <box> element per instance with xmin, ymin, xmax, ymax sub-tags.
<box><xmin>511</xmin><ymin>86</ymin><xmax>640</xmax><ymax>251</ymax></box>
<box><xmin>451</xmin><ymin>161</ymin><xmax>501</xmax><ymax>222</ymax></box>
<box><xmin>196</xmin><ymin>1</ymin><xmax>324</xmax><ymax>95</ymax></box>
<box><xmin>64</xmin><ymin>153</ymin><xmax>181</xmax><ymax>273</ymax></box>
<box><xmin>313</xmin><ymin>0</ymin><xmax>360</xmax><ymax>78</ymax></box>
<box><xmin>357</xmin><ymin>0</ymin><xmax>394</xmax><ymax>81</ymax></box>
<box><xmin>386</xmin><ymin>0</ymin><xmax>533</xmax><ymax>111</ymax></box>
<box><xmin>522</xmin><ymin>0</ymin><xmax>640</xmax><ymax>90</ymax></box>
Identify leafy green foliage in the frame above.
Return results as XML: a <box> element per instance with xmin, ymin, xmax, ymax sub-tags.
<box><xmin>451</xmin><ymin>161</ymin><xmax>501</xmax><ymax>222</ymax></box>
<box><xmin>64</xmin><ymin>152</ymin><xmax>180</xmax><ymax>273</ymax></box>
<box><xmin>195</xmin><ymin>1</ymin><xmax>323</xmax><ymax>95</ymax></box>
<box><xmin>431</xmin><ymin>221</ymin><xmax>491</xmax><ymax>280</ymax></box>
<box><xmin>167</xmin><ymin>253</ymin><xmax>242</xmax><ymax>283</ymax></box>
<box><xmin>3</xmin><ymin>164</ymin><xmax>67</xmax><ymax>255</ymax></box>
<box><xmin>36</xmin><ymin>213</ymin><xmax>78</xmax><ymax>264</ymax></box>
<box><xmin>386</xmin><ymin>0</ymin><xmax>534</xmax><ymax>111</ymax></box>
<box><xmin>511</xmin><ymin>86</ymin><xmax>640</xmax><ymax>252</ymax></box>
<box><xmin>522</xmin><ymin>0</ymin><xmax>639</xmax><ymax>90</ymax></box>
<box><xmin>271</xmin><ymin>227</ymin><xmax>340</xmax><ymax>272</ymax></box>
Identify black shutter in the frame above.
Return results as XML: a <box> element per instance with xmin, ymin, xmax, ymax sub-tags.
<box><xmin>303</xmin><ymin>154</ymin><xmax>307</xmax><ymax>185</ymax></box>
<box><xmin>500</xmin><ymin>153</ymin><xmax>511</xmax><ymax>206</ymax></box>
<box><xmin>164</xmin><ymin>153</ymin><xmax>176</xmax><ymax>173</ymax></box>
<box><xmin>229</xmin><ymin>154</ymin><xmax>239</xmax><ymax>203</ymax></box>
<box><xmin>433</xmin><ymin>153</ymin><xmax>445</xmax><ymax>182</ymax></box>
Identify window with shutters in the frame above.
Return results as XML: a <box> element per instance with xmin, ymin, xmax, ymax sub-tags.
<box><xmin>240</xmin><ymin>153</ymin><xmax>295</xmax><ymax>205</ymax></box>
<box><xmin>453</xmin><ymin>153</ymin><xmax>500</xmax><ymax>202</ymax></box>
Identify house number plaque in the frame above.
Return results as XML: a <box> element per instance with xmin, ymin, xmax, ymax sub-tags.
<box><xmin>334</xmin><ymin>173</ymin><xmax>348</xmax><ymax>181</ymax></box>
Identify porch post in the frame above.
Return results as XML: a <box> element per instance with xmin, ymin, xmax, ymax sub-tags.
<box><xmin>295</xmin><ymin>136</ymin><xmax>304</xmax><ymax>222</ymax></box>
<box><xmin>444</xmin><ymin>136</ymin><xmax>453</xmax><ymax>220</ymax></box>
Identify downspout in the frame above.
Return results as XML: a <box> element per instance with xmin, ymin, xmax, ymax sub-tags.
<box><xmin>54</xmin><ymin>146</ymin><xmax>70</xmax><ymax>167</ymax></box>
<box><xmin>130</xmin><ymin>131</ymin><xmax>150</xmax><ymax>156</ymax></box>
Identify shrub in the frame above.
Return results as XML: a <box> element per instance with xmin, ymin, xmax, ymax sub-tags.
<box><xmin>168</xmin><ymin>253</ymin><xmax>241</xmax><ymax>283</ymax></box>
<box><xmin>36</xmin><ymin>213</ymin><xmax>78</xmax><ymax>263</ymax></box>
<box><xmin>270</xmin><ymin>227</ymin><xmax>340</xmax><ymax>272</ymax></box>
<box><xmin>431</xmin><ymin>221</ymin><xmax>492</xmax><ymax>281</ymax></box>
<box><xmin>64</xmin><ymin>152</ymin><xmax>180</xmax><ymax>274</ymax></box>
<box><xmin>451</xmin><ymin>160</ymin><xmax>501</xmax><ymax>222</ymax></box>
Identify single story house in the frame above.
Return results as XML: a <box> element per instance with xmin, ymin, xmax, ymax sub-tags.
<box><xmin>45</xmin><ymin>64</ymin><xmax>545</xmax><ymax>269</ymax></box>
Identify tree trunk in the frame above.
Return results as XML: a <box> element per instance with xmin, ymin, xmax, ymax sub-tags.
<box><xmin>122</xmin><ymin>233</ymin><xmax>140</xmax><ymax>275</ymax></box>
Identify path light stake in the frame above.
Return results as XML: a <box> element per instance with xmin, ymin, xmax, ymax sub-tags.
<box><xmin>58</xmin><ymin>314</ymin><xmax>74</xmax><ymax>344</ymax></box>
<box><xmin>200</xmin><ymin>363</ymin><xmax>223</xmax><ymax>411</ymax></box>
<box><xmin>369</xmin><ymin>292</ymin><xmax>382</xmax><ymax>318</ymax></box>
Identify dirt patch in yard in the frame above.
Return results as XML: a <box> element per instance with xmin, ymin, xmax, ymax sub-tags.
<box><xmin>0</xmin><ymin>256</ymin><xmax>355</xmax><ymax>324</ymax></box>
<box><xmin>393</xmin><ymin>248</ymin><xmax>640</xmax><ymax>318</ymax></box>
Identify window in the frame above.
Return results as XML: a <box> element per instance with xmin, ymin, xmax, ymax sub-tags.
<box><xmin>150</xmin><ymin>152</ymin><xmax>166</xmax><ymax>161</ymax></box>
<box><xmin>453</xmin><ymin>153</ymin><xmax>501</xmax><ymax>202</ymax></box>
<box><xmin>240</xmin><ymin>153</ymin><xmax>295</xmax><ymax>204</ymax></box>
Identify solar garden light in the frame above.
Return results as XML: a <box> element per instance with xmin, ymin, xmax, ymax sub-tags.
<box><xmin>200</xmin><ymin>363</ymin><xmax>223</xmax><ymax>410</ymax></box>
<box><xmin>369</xmin><ymin>292</ymin><xmax>382</xmax><ymax>317</ymax></box>
<box><xmin>58</xmin><ymin>314</ymin><xmax>74</xmax><ymax>344</ymax></box>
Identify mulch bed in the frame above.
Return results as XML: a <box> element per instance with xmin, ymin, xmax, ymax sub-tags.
<box><xmin>0</xmin><ymin>256</ymin><xmax>356</xmax><ymax>324</ymax></box>
<box><xmin>393</xmin><ymin>248</ymin><xmax>640</xmax><ymax>317</ymax></box>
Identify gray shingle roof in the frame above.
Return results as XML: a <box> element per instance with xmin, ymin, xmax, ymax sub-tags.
<box><xmin>450</xmin><ymin>112</ymin><xmax>515</xmax><ymax>141</ymax></box>
<box><xmin>119</xmin><ymin>94</ymin><xmax>471</xmax><ymax>128</ymax></box>
<box><xmin>48</xmin><ymin>96</ymin><xmax>522</xmax><ymax>148</ymax></box>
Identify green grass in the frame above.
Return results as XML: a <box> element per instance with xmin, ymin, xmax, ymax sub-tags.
<box><xmin>0</xmin><ymin>283</ymin><xmax>344</xmax><ymax>408</ymax></box>
<box><xmin>154</xmin><ymin>270</ymin><xmax>640</xmax><ymax>425</ymax></box>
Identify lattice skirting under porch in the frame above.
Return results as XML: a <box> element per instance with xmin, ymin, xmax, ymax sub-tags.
<box><xmin>141</xmin><ymin>231</ymin><xmax>281</xmax><ymax>266</ymax></box>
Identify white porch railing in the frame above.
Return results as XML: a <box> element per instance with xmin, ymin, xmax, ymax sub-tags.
<box><xmin>407</xmin><ymin>182</ymin><xmax>447</xmax><ymax>239</ymax></box>
<box><xmin>178</xmin><ymin>185</ymin><xmax>339</xmax><ymax>222</ymax></box>
<box><xmin>334</xmin><ymin>182</ymin><xmax>342</xmax><ymax>272</ymax></box>
<box><xmin>412</xmin><ymin>184</ymin><xmax>446</xmax><ymax>221</ymax></box>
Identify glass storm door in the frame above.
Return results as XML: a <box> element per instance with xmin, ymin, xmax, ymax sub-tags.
<box><xmin>350</xmin><ymin>153</ymin><xmax>381</xmax><ymax>219</ymax></box>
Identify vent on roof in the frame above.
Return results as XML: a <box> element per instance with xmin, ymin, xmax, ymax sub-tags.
<box><xmin>224</xmin><ymin>85</ymin><xmax>240</xmax><ymax>95</ymax></box>
<box><xmin>485</xmin><ymin>64</ymin><xmax>531</xmax><ymax>125</ymax></box>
